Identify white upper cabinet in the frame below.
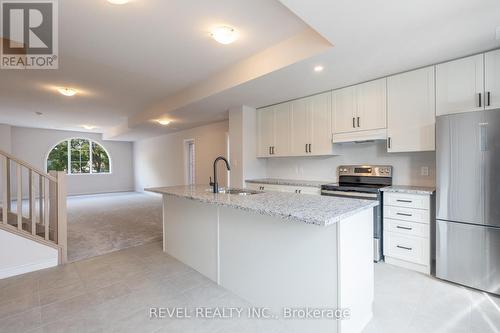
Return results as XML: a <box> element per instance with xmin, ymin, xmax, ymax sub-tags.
<box><xmin>309</xmin><ymin>92</ymin><xmax>332</xmax><ymax>155</ymax></box>
<box><xmin>356</xmin><ymin>78</ymin><xmax>387</xmax><ymax>131</ymax></box>
<box><xmin>290</xmin><ymin>92</ymin><xmax>333</xmax><ymax>156</ymax></box>
<box><xmin>332</xmin><ymin>78</ymin><xmax>387</xmax><ymax>142</ymax></box>
<box><xmin>387</xmin><ymin>66</ymin><xmax>436</xmax><ymax>153</ymax></box>
<box><xmin>332</xmin><ymin>86</ymin><xmax>357</xmax><ymax>134</ymax></box>
<box><xmin>257</xmin><ymin>106</ymin><xmax>275</xmax><ymax>157</ymax></box>
<box><xmin>485</xmin><ymin>49</ymin><xmax>500</xmax><ymax>110</ymax></box>
<box><xmin>436</xmin><ymin>54</ymin><xmax>484</xmax><ymax>116</ymax></box>
<box><xmin>290</xmin><ymin>98</ymin><xmax>309</xmax><ymax>155</ymax></box>
<box><xmin>273</xmin><ymin>102</ymin><xmax>292</xmax><ymax>156</ymax></box>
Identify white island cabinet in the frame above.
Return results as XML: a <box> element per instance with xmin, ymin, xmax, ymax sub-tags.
<box><xmin>147</xmin><ymin>185</ymin><xmax>377</xmax><ymax>333</ymax></box>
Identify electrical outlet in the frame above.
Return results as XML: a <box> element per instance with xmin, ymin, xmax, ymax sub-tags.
<box><xmin>421</xmin><ymin>166</ymin><xmax>429</xmax><ymax>177</ymax></box>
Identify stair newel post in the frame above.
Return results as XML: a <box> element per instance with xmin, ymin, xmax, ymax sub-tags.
<box><xmin>56</xmin><ymin>171</ymin><xmax>67</xmax><ymax>264</ymax></box>
<box><xmin>2</xmin><ymin>156</ymin><xmax>8</xmax><ymax>225</ymax></box>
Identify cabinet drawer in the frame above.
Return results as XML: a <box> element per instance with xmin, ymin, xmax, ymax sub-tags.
<box><xmin>384</xmin><ymin>206</ymin><xmax>430</xmax><ymax>224</ymax></box>
<box><xmin>384</xmin><ymin>218</ymin><xmax>429</xmax><ymax>237</ymax></box>
<box><xmin>383</xmin><ymin>231</ymin><xmax>429</xmax><ymax>265</ymax></box>
<box><xmin>383</xmin><ymin>192</ymin><xmax>429</xmax><ymax>210</ymax></box>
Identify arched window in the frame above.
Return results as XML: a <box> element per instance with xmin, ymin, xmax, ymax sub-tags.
<box><xmin>47</xmin><ymin>138</ymin><xmax>111</xmax><ymax>174</ymax></box>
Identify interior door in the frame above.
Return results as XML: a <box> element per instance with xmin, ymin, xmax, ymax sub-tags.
<box><xmin>436</xmin><ymin>54</ymin><xmax>484</xmax><ymax>116</ymax></box>
<box><xmin>257</xmin><ymin>106</ymin><xmax>274</xmax><ymax>157</ymax></box>
<box><xmin>273</xmin><ymin>102</ymin><xmax>291</xmax><ymax>156</ymax></box>
<box><xmin>484</xmin><ymin>109</ymin><xmax>500</xmax><ymax>227</ymax></box>
<box><xmin>355</xmin><ymin>78</ymin><xmax>387</xmax><ymax>131</ymax></box>
<box><xmin>309</xmin><ymin>92</ymin><xmax>332</xmax><ymax>155</ymax></box>
<box><xmin>290</xmin><ymin>98</ymin><xmax>310</xmax><ymax>156</ymax></box>
<box><xmin>387</xmin><ymin>66</ymin><xmax>436</xmax><ymax>152</ymax></box>
<box><xmin>485</xmin><ymin>49</ymin><xmax>500</xmax><ymax>110</ymax></box>
<box><xmin>436</xmin><ymin>111</ymin><xmax>485</xmax><ymax>225</ymax></box>
<box><xmin>332</xmin><ymin>86</ymin><xmax>357</xmax><ymax>134</ymax></box>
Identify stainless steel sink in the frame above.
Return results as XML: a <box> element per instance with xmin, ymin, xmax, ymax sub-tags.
<box><xmin>220</xmin><ymin>188</ymin><xmax>262</xmax><ymax>196</ymax></box>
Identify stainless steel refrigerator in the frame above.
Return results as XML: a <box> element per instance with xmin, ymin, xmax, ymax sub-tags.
<box><xmin>436</xmin><ymin>109</ymin><xmax>500</xmax><ymax>295</ymax></box>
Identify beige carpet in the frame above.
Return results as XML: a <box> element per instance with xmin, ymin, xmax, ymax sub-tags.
<box><xmin>67</xmin><ymin>192</ymin><xmax>162</xmax><ymax>262</ymax></box>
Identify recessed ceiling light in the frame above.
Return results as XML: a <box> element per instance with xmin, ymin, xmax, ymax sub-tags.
<box><xmin>157</xmin><ymin>119</ymin><xmax>171</xmax><ymax>126</ymax></box>
<box><xmin>57</xmin><ymin>87</ymin><xmax>78</xmax><ymax>97</ymax></box>
<box><xmin>82</xmin><ymin>125</ymin><xmax>97</xmax><ymax>130</ymax></box>
<box><xmin>314</xmin><ymin>65</ymin><xmax>324</xmax><ymax>72</ymax></box>
<box><xmin>210</xmin><ymin>26</ymin><xmax>238</xmax><ymax>45</ymax></box>
<box><xmin>107</xmin><ymin>0</ymin><xmax>130</xmax><ymax>4</ymax></box>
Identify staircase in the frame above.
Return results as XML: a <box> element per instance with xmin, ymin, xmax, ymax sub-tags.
<box><xmin>0</xmin><ymin>150</ymin><xmax>67</xmax><ymax>264</ymax></box>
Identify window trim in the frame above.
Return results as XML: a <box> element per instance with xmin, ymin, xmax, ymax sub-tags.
<box><xmin>46</xmin><ymin>137</ymin><xmax>113</xmax><ymax>175</ymax></box>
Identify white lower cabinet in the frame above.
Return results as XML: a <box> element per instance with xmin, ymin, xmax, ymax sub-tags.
<box><xmin>383</xmin><ymin>192</ymin><xmax>432</xmax><ymax>274</ymax></box>
<box><xmin>246</xmin><ymin>182</ymin><xmax>320</xmax><ymax>195</ymax></box>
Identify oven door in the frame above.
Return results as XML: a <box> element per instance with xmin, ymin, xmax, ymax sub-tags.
<box><xmin>321</xmin><ymin>189</ymin><xmax>382</xmax><ymax>262</ymax></box>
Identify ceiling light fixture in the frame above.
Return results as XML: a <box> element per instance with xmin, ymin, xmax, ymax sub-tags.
<box><xmin>210</xmin><ymin>26</ymin><xmax>238</xmax><ymax>45</ymax></box>
<box><xmin>57</xmin><ymin>87</ymin><xmax>78</xmax><ymax>97</ymax></box>
<box><xmin>157</xmin><ymin>119</ymin><xmax>171</xmax><ymax>126</ymax></box>
<box><xmin>82</xmin><ymin>125</ymin><xmax>97</xmax><ymax>130</ymax></box>
<box><xmin>314</xmin><ymin>65</ymin><xmax>324</xmax><ymax>72</ymax></box>
<box><xmin>107</xmin><ymin>0</ymin><xmax>130</xmax><ymax>4</ymax></box>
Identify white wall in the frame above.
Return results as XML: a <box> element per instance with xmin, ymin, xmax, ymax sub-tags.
<box><xmin>134</xmin><ymin>121</ymin><xmax>229</xmax><ymax>191</ymax></box>
<box><xmin>0</xmin><ymin>229</ymin><xmax>58</xmax><ymax>279</ymax></box>
<box><xmin>265</xmin><ymin>141</ymin><xmax>436</xmax><ymax>187</ymax></box>
<box><xmin>0</xmin><ymin>124</ymin><xmax>11</xmax><ymax>153</ymax></box>
<box><xmin>10</xmin><ymin>126</ymin><xmax>134</xmax><ymax>196</ymax></box>
<box><xmin>229</xmin><ymin>106</ymin><xmax>266</xmax><ymax>188</ymax></box>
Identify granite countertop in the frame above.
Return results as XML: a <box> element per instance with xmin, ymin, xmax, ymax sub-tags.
<box><xmin>381</xmin><ymin>185</ymin><xmax>435</xmax><ymax>195</ymax></box>
<box><xmin>146</xmin><ymin>185</ymin><xmax>378</xmax><ymax>227</ymax></box>
<box><xmin>245</xmin><ymin>178</ymin><xmax>335</xmax><ymax>188</ymax></box>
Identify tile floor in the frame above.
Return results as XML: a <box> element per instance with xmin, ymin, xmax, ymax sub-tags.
<box><xmin>0</xmin><ymin>241</ymin><xmax>499</xmax><ymax>333</ymax></box>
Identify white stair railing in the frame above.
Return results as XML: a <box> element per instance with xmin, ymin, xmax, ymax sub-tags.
<box><xmin>0</xmin><ymin>149</ymin><xmax>67</xmax><ymax>264</ymax></box>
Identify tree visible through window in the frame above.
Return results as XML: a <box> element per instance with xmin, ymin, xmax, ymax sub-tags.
<box><xmin>47</xmin><ymin>139</ymin><xmax>110</xmax><ymax>174</ymax></box>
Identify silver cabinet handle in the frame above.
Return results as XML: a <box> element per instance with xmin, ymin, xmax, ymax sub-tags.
<box><xmin>478</xmin><ymin>93</ymin><xmax>482</xmax><ymax>108</ymax></box>
<box><xmin>352</xmin><ymin>117</ymin><xmax>356</xmax><ymax>128</ymax></box>
<box><xmin>305</xmin><ymin>144</ymin><xmax>308</xmax><ymax>153</ymax></box>
<box><xmin>396</xmin><ymin>245</ymin><xmax>412</xmax><ymax>251</ymax></box>
<box><xmin>396</xmin><ymin>226</ymin><xmax>412</xmax><ymax>230</ymax></box>
<box><xmin>396</xmin><ymin>212</ymin><xmax>412</xmax><ymax>217</ymax></box>
<box><xmin>387</xmin><ymin>137</ymin><xmax>392</xmax><ymax>149</ymax></box>
<box><xmin>396</xmin><ymin>199</ymin><xmax>412</xmax><ymax>203</ymax></box>
<box><xmin>357</xmin><ymin>117</ymin><xmax>360</xmax><ymax>127</ymax></box>
<box><xmin>487</xmin><ymin>91</ymin><xmax>491</xmax><ymax>107</ymax></box>
<box><xmin>308</xmin><ymin>144</ymin><xmax>312</xmax><ymax>153</ymax></box>
<box><xmin>272</xmin><ymin>146</ymin><xmax>275</xmax><ymax>155</ymax></box>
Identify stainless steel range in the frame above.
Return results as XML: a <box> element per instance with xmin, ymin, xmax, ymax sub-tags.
<box><xmin>321</xmin><ymin>165</ymin><xmax>393</xmax><ymax>262</ymax></box>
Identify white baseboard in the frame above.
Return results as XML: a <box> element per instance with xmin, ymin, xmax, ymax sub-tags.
<box><xmin>0</xmin><ymin>258</ymin><xmax>58</xmax><ymax>279</ymax></box>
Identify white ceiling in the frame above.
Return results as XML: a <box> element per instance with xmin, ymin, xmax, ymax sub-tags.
<box><xmin>1</xmin><ymin>0</ymin><xmax>500</xmax><ymax>141</ymax></box>
<box><xmin>0</xmin><ymin>0</ymin><xmax>307</xmax><ymax>133</ymax></box>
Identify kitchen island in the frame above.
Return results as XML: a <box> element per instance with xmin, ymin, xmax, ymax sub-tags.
<box><xmin>146</xmin><ymin>185</ymin><xmax>377</xmax><ymax>333</ymax></box>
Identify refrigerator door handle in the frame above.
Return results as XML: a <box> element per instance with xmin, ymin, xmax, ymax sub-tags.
<box><xmin>480</xmin><ymin>123</ymin><xmax>488</xmax><ymax>152</ymax></box>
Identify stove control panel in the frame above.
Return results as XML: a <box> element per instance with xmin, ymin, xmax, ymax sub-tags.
<box><xmin>338</xmin><ymin>165</ymin><xmax>392</xmax><ymax>177</ymax></box>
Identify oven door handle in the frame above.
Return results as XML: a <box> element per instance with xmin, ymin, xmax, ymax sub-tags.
<box><xmin>321</xmin><ymin>190</ymin><xmax>378</xmax><ymax>199</ymax></box>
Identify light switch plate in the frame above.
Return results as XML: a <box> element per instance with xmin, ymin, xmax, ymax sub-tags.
<box><xmin>421</xmin><ymin>166</ymin><xmax>429</xmax><ymax>176</ymax></box>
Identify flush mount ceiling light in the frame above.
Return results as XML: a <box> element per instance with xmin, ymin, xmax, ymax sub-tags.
<box><xmin>210</xmin><ymin>26</ymin><xmax>238</xmax><ymax>45</ymax></box>
<box><xmin>57</xmin><ymin>87</ymin><xmax>77</xmax><ymax>97</ymax></box>
<box><xmin>82</xmin><ymin>125</ymin><xmax>97</xmax><ymax>130</ymax></box>
<box><xmin>157</xmin><ymin>119</ymin><xmax>171</xmax><ymax>126</ymax></box>
<box><xmin>107</xmin><ymin>0</ymin><xmax>130</xmax><ymax>4</ymax></box>
<box><xmin>314</xmin><ymin>65</ymin><xmax>324</xmax><ymax>72</ymax></box>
